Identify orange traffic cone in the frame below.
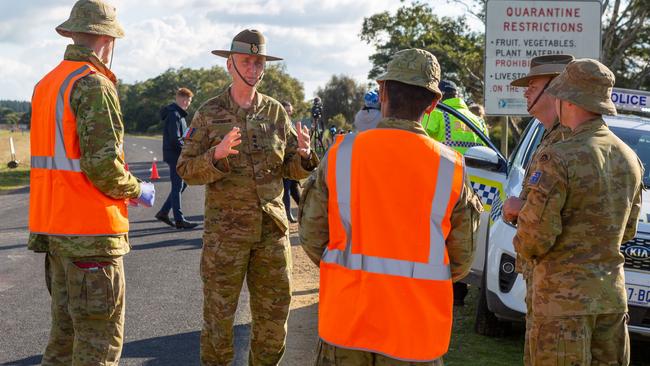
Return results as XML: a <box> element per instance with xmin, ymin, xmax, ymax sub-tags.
<box><xmin>150</xmin><ymin>159</ymin><xmax>160</xmax><ymax>180</ymax></box>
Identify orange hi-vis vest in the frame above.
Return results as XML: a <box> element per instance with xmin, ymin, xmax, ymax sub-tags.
<box><xmin>320</xmin><ymin>129</ymin><xmax>465</xmax><ymax>362</ymax></box>
<box><xmin>29</xmin><ymin>60</ymin><xmax>129</xmax><ymax>236</ymax></box>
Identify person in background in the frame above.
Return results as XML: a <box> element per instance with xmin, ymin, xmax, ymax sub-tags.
<box><xmin>353</xmin><ymin>90</ymin><xmax>382</xmax><ymax>132</ymax></box>
<box><xmin>468</xmin><ymin>103</ymin><xmax>485</xmax><ymax>121</ymax></box>
<box><xmin>281</xmin><ymin>100</ymin><xmax>301</xmax><ymax>223</ymax></box>
<box><xmin>422</xmin><ymin>80</ymin><xmax>489</xmax><ymax>154</ymax></box>
<box><xmin>155</xmin><ymin>87</ymin><xmax>199</xmax><ymax>229</ymax></box>
<box><xmin>28</xmin><ymin>1</ymin><xmax>154</xmax><ymax>364</ymax></box>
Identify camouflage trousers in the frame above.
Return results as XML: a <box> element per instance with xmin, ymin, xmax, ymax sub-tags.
<box><xmin>314</xmin><ymin>340</ymin><xmax>444</xmax><ymax>366</ymax></box>
<box><xmin>200</xmin><ymin>219</ymin><xmax>292</xmax><ymax>366</ymax></box>
<box><xmin>42</xmin><ymin>251</ymin><xmax>125</xmax><ymax>366</ymax></box>
<box><xmin>526</xmin><ymin>313</ymin><xmax>630</xmax><ymax>366</ymax></box>
<box><xmin>524</xmin><ymin>273</ymin><xmax>533</xmax><ymax>366</ymax></box>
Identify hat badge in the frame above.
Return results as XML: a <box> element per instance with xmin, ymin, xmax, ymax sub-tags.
<box><xmin>250</xmin><ymin>43</ymin><xmax>259</xmax><ymax>54</ymax></box>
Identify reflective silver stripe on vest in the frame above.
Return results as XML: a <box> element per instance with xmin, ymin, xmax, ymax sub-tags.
<box><xmin>31</xmin><ymin>65</ymin><xmax>90</xmax><ymax>172</ymax></box>
<box><xmin>322</xmin><ymin>133</ymin><xmax>458</xmax><ymax>280</ymax></box>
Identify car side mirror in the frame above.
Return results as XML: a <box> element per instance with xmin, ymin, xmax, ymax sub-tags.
<box><xmin>464</xmin><ymin>146</ymin><xmax>502</xmax><ymax>171</ymax></box>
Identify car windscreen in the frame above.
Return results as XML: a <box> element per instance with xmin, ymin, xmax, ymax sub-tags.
<box><xmin>610</xmin><ymin>126</ymin><xmax>650</xmax><ymax>187</ymax></box>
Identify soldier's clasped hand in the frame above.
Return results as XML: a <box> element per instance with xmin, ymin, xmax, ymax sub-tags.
<box><xmin>296</xmin><ymin>121</ymin><xmax>311</xmax><ymax>158</ymax></box>
<box><xmin>213</xmin><ymin>127</ymin><xmax>242</xmax><ymax>161</ymax></box>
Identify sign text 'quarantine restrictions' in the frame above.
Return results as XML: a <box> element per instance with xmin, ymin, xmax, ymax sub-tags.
<box><xmin>485</xmin><ymin>0</ymin><xmax>601</xmax><ymax>116</ymax></box>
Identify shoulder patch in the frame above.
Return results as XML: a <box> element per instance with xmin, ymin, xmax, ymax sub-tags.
<box><xmin>529</xmin><ymin>171</ymin><xmax>542</xmax><ymax>185</ymax></box>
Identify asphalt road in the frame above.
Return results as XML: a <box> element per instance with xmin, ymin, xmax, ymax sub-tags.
<box><xmin>0</xmin><ymin>136</ymin><xmax>256</xmax><ymax>365</ymax></box>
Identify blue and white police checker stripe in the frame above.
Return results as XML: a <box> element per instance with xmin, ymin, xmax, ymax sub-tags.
<box><xmin>471</xmin><ymin>182</ymin><xmax>499</xmax><ymax>206</ymax></box>
<box><xmin>469</xmin><ymin>177</ymin><xmax>505</xmax><ymax>224</ymax></box>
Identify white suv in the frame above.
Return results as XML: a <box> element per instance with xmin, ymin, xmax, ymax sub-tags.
<box><xmin>437</xmin><ymin>102</ymin><xmax>650</xmax><ymax>338</ymax></box>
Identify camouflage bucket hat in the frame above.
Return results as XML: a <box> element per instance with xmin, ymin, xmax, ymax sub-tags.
<box><xmin>511</xmin><ymin>54</ymin><xmax>575</xmax><ymax>87</ymax></box>
<box><xmin>212</xmin><ymin>29</ymin><xmax>282</xmax><ymax>61</ymax></box>
<box><xmin>546</xmin><ymin>59</ymin><xmax>617</xmax><ymax>116</ymax></box>
<box><xmin>376</xmin><ymin>48</ymin><xmax>441</xmax><ymax>98</ymax></box>
<box><xmin>56</xmin><ymin>0</ymin><xmax>124</xmax><ymax>39</ymax></box>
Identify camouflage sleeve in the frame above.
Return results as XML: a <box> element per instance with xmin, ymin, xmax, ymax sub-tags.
<box><xmin>447</xmin><ymin>174</ymin><xmax>483</xmax><ymax>282</ymax></box>
<box><xmin>298</xmin><ymin>159</ymin><xmax>329</xmax><ymax>266</ymax></box>
<box><xmin>623</xmin><ymin>181</ymin><xmax>644</xmax><ymax>243</ymax></box>
<box><xmin>513</xmin><ymin>149</ymin><xmax>568</xmax><ymax>261</ymax></box>
<box><xmin>281</xmin><ymin>110</ymin><xmax>319</xmax><ymax>180</ymax></box>
<box><xmin>71</xmin><ymin>76</ymin><xmax>140</xmax><ymax>199</ymax></box>
<box><xmin>177</xmin><ymin>109</ymin><xmax>230</xmax><ymax>185</ymax></box>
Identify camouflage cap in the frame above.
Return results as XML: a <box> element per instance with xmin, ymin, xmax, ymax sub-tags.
<box><xmin>511</xmin><ymin>54</ymin><xmax>574</xmax><ymax>87</ymax></box>
<box><xmin>212</xmin><ymin>29</ymin><xmax>282</xmax><ymax>61</ymax></box>
<box><xmin>56</xmin><ymin>0</ymin><xmax>124</xmax><ymax>39</ymax></box>
<box><xmin>376</xmin><ymin>48</ymin><xmax>441</xmax><ymax>98</ymax></box>
<box><xmin>546</xmin><ymin>58</ymin><xmax>617</xmax><ymax>116</ymax></box>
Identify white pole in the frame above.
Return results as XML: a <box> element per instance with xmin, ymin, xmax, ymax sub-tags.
<box><xmin>9</xmin><ymin>137</ymin><xmax>16</xmax><ymax>160</ymax></box>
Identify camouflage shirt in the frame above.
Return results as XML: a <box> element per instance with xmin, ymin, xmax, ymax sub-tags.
<box><xmin>514</xmin><ymin>117</ymin><xmax>643</xmax><ymax>316</ymax></box>
<box><xmin>299</xmin><ymin>117</ymin><xmax>483</xmax><ymax>282</ymax></box>
<box><xmin>515</xmin><ymin>119</ymin><xmax>569</xmax><ymax>274</ymax></box>
<box><xmin>177</xmin><ymin>89</ymin><xmax>318</xmax><ymax>242</ymax></box>
<box><xmin>28</xmin><ymin>45</ymin><xmax>141</xmax><ymax>257</ymax></box>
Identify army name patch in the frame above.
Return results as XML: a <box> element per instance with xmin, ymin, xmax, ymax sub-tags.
<box><xmin>529</xmin><ymin>171</ymin><xmax>542</xmax><ymax>185</ymax></box>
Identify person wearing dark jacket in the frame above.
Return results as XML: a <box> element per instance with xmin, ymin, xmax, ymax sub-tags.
<box><xmin>155</xmin><ymin>87</ymin><xmax>198</xmax><ymax>229</ymax></box>
<box><xmin>281</xmin><ymin>101</ymin><xmax>301</xmax><ymax>223</ymax></box>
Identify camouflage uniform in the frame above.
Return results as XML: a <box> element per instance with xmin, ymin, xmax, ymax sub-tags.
<box><xmin>28</xmin><ymin>38</ymin><xmax>139</xmax><ymax>366</ymax></box>
<box><xmin>514</xmin><ymin>59</ymin><xmax>643</xmax><ymax>365</ymax></box>
<box><xmin>177</xmin><ymin>90</ymin><xmax>318</xmax><ymax>365</ymax></box>
<box><xmin>515</xmin><ymin>119</ymin><xmax>569</xmax><ymax>365</ymax></box>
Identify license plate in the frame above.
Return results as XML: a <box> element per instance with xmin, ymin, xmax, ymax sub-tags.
<box><xmin>627</xmin><ymin>283</ymin><xmax>650</xmax><ymax>307</ymax></box>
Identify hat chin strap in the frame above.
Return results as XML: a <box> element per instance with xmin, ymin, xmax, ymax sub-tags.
<box><xmin>231</xmin><ymin>57</ymin><xmax>264</xmax><ymax>88</ymax></box>
<box><xmin>527</xmin><ymin>78</ymin><xmax>552</xmax><ymax>114</ymax></box>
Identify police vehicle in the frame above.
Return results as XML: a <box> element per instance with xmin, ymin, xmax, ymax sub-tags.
<box><xmin>439</xmin><ymin>88</ymin><xmax>650</xmax><ymax>338</ymax></box>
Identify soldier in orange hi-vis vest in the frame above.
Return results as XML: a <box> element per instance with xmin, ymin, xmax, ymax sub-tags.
<box><xmin>300</xmin><ymin>48</ymin><xmax>483</xmax><ymax>365</ymax></box>
<box><xmin>28</xmin><ymin>1</ymin><xmax>155</xmax><ymax>364</ymax></box>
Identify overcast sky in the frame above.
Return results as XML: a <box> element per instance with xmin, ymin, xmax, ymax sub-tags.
<box><xmin>0</xmin><ymin>0</ymin><xmax>481</xmax><ymax>101</ymax></box>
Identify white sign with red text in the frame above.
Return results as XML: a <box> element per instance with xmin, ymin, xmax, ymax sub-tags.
<box><xmin>485</xmin><ymin>0</ymin><xmax>601</xmax><ymax>116</ymax></box>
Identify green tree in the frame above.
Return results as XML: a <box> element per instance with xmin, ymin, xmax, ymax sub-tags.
<box><xmin>258</xmin><ymin>64</ymin><xmax>307</xmax><ymax>117</ymax></box>
<box><xmin>316</xmin><ymin>75</ymin><xmax>367</xmax><ymax>127</ymax></box>
<box><xmin>360</xmin><ymin>1</ymin><xmax>484</xmax><ymax>101</ymax></box>
<box><xmin>118</xmin><ymin>64</ymin><xmax>306</xmax><ymax>133</ymax></box>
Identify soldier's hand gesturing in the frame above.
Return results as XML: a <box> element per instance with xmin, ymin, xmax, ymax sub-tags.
<box><xmin>213</xmin><ymin>127</ymin><xmax>242</xmax><ymax>161</ymax></box>
<box><xmin>296</xmin><ymin>121</ymin><xmax>311</xmax><ymax>158</ymax></box>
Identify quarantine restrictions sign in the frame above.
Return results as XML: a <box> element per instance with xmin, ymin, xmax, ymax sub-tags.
<box><xmin>485</xmin><ymin>0</ymin><xmax>601</xmax><ymax>116</ymax></box>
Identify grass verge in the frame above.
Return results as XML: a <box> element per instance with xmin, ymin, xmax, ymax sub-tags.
<box><xmin>0</xmin><ymin>130</ymin><xmax>30</xmax><ymax>194</ymax></box>
<box><xmin>445</xmin><ymin>287</ymin><xmax>525</xmax><ymax>365</ymax></box>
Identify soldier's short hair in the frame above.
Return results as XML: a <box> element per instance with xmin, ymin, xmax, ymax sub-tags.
<box><xmin>384</xmin><ymin>80</ymin><xmax>436</xmax><ymax>121</ymax></box>
<box><xmin>176</xmin><ymin>87</ymin><xmax>194</xmax><ymax>98</ymax></box>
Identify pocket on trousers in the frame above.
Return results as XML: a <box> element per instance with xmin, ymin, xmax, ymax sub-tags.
<box><xmin>557</xmin><ymin>321</ymin><xmax>588</xmax><ymax>366</ymax></box>
<box><xmin>67</xmin><ymin>261</ymin><xmax>116</xmax><ymax>320</ymax></box>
